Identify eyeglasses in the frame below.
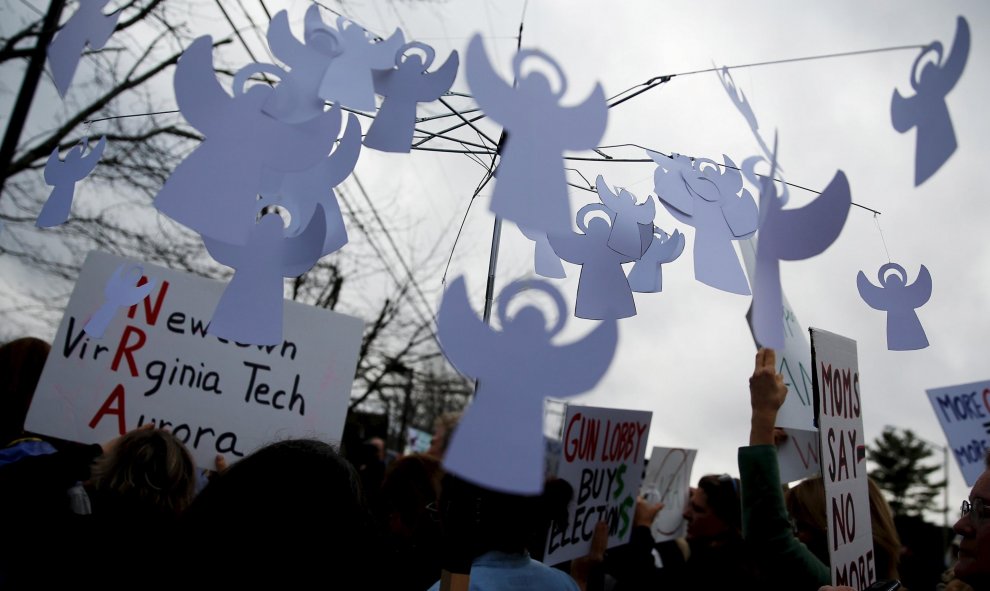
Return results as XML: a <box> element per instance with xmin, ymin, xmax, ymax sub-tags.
<box><xmin>961</xmin><ymin>498</ymin><xmax>989</xmax><ymax>526</ymax></box>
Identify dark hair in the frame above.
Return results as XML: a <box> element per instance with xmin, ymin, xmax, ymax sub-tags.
<box><xmin>381</xmin><ymin>453</ymin><xmax>443</xmax><ymax>533</ymax></box>
<box><xmin>697</xmin><ymin>473</ymin><xmax>742</xmax><ymax>534</ymax></box>
<box><xmin>0</xmin><ymin>337</ymin><xmax>50</xmax><ymax>445</ymax></box>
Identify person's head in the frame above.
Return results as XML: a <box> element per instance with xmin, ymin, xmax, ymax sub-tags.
<box><xmin>381</xmin><ymin>453</ymin><xmax>443</xmax><ymax>538</ymax></box>
<box><xmin>90</xmin><ymin>427</ymin><xmax>196</xmax><ymax>517</ymax></box>
<box><xmin>427</xmin><ymin>411</ymin><xmax>461</xmax><ymax>458</ymax></box>
<box><xmin>683</xmin><ymin>473</ymin><xmax>741</xmax><ymax>544</ymax></box>
<box><xmin>785</xmin><ymin>476</ymin><xmax>901</xmax><ymax>580</ymax></box>
<box><xmin>0</xmin><ymin>337</ymin><xmax>50</xmax><ymax>445</ymax></box>
<box><xmin>368</xmin><ymin>436</ymin><xmax>386</xmax><ymax>462</ymax></box>
<box><xmin>953</xmin><ymin>451</ymin><xmax>990</xmax><ymax>590</ymax></box>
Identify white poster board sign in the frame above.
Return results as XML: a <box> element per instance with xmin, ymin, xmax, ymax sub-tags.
<box><xmin>640</xmin><ymin>446</ymin><xmax>697</xmax><ymax>542</ymax></box>
<box><xmin>777</xmin><ymin>427</ymin><xmax>822</xmax><ymax>484</ymax></box>
<box><xmin>26</xmin><ymin>251</ymin><xmax>364</xmax><ymax>468</ymax></box>
<box><xmin>544</xmin><ymin>404</ymin><xmax>652</xmax><ymax>565</ymax></box>
<box><xmin>742</xmin><ymin>238</ymin><xmax>816</xmax><ymax>431</ymax></box>
<box><xmin>405</xmin><ymin>426</ymin><xmax>433</xmax><ymax>454</ymax></box>
<box><xmin>926</xmin><ymin>379</ymin><xmax>990</xmax><ymax>486</ymax></box>
<box><xmin>811</xmin><ymin>328</ymin><xmax>875</xmax><ymax>589</ymax></box>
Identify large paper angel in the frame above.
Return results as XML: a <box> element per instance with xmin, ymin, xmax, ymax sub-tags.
<box><xmin>154</xmin><ymin>36</ymin><xmax>340</xmax><ymax>246</ymax></box>
<box><xmin>437</xmin><ymin>277</ymin><xmax>617</xmax><ymax>495</ymax></box>
<box><xmin>752</xmin><ymin>159</ymin><xmax>851</xmax><ymax>349</ymax></box>
<box><xmin>317</xmin><ymin>17</ymin><xmax>405</xmax><ymax>112</ymax></box>
<box><xmin>627</xmin><ymin>227</ymin><xmax>685</xmax><ymax>294</ymax></box>
<box><xmin>596</xmin><ymin>175</ymin><xmax>656</xmax><ymax>259</ymax></box>
<box><xmin>47</xmin><ymin>0</ymin><xmax>120</xmax><ymax>98</ymax></box>
<box><xmin>892</xmin><ymin>16</ymin><xmax>969</xmax><ymax>186</ymax></box>
<box><xmin>205</xmin><ymin>205</ymin><xmax>328</xmax><ymax>346</ymax></box>
<box><xmin>37</xmin><ymin>136</ymin><xmax>106</xmax><ymax>228</ymax></box>
<box><xmin>257</xmin><ymin>113</ymin><xmax>362</xmax><ymax>257</ymax></box>
<box><xmin>857</xmin><ymin>263</ymin><xmax>932</xmax><ymax>351</ymax></box>
<box><xmin>549</xmin><ymin>205</ymin><xmax>638</xmax><ymax>320</ymax></box>
<box><xmin>466</xmin><ymin>34</ymin><xmax>607</xmax><ymax>235</ymax></box>
<box><xmin>650</xmin><ymin>152</ymin><xmax>758</xmax><ymax>295</ymax></box>
<box><xmin>518</xmin><ymin>224</ymin><xmax>566</xmax><ymax>279</ymax></box>
<box><xmin>365</xmin><ymin>42</ymin><xmax>459</xmax><ymax>153</ymax></box>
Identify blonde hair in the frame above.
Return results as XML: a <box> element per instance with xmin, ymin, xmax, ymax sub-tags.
<box><xmin>785</xmin><ymin>476</ymin><xmax>901</xmax><ymax>581</ymax></box>
<box><xmin>91</xmin><ymin>428</ymin><xmax>196</xmax><ymax>516</ymax></box>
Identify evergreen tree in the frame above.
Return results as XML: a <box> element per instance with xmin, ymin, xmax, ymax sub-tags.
<box><xmin>868</xmin><ymin>426</ymin><xmax>946</xmax><ymax>516</ymax></box>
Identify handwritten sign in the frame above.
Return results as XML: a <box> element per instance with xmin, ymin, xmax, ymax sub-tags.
<box><xmin>926</xmin><ymin>379</ymin><xmax>990</xmax><ymax>486</ymax></box>
<box><xmin>811</xmin><ymin>328</ymin><xmax>875</xmax><ymax>589</ymax></box>
<box><xmin>544</xmin><ymin>404</ymin><xmax>651</xmax><ymax>565</ymax></box>
<box><xmin>640</xmin><ymin>446</ymin><xmax>696</xmax><ymax>542</ymax></box>
<box><xmin>25</xmin><ymin>251</ymin><xmax>363</xmax><ymax>467</ymax></box>
<box><xmin>777</xmin><ymin>427</ymin><xmax>822</xmax><ymax>484</ymax></box>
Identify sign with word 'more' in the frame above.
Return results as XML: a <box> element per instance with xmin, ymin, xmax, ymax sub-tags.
<box><xmin>926</xmin><ymin>379</ymin><xmax>990</xmax><ymax>486</ymax></box>
<box><xmin>26</xmin><ymin>251</ymin><xmax>364</xmax><ymax>467</ymax></box>
<box><xmin>544</xmin><ymin>403</ymin><xmax>651</xmax><ymax>565</ymax></box>
<box><xmin>640</xmin><ymin>446</ymin><xmax>696</xmax><ymax>542</ymax></box>
<box><xmin>811</xmin><ymin>328</ymin><xmax>875</xmax><ymax>590</ymax></box>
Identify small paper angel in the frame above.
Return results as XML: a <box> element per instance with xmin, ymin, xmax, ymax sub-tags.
<box><xmin>365</xmin><ymin>42</ymin><xmax>459</xmax><ymax>153</ymax></box>
<box><xmin>317</xmin><ymin>17</ymin><xmax>405</xmax><ymax>112</ymax></box>
<box><xmin>892</xmin><ymin>16</ymin><xmax>969</xmax><ymax>186</ymax></box>
<box><xmin>205</xmin><ymin>205</ymin><xmax>328</xmax><ymax>346</ymax></box>
<box><xmin>627</xmin><ymin>227</ymin><xmax>685</xmax><ymax>294</ymax></box>
<box><xmin>548</xmin><ymin>205</ymin><xmax>637</xmax><ymax>320</ymax></box>
<box><xmin>517</xmin><ymin>223</ymin><xmax>566</xmax><ymax>279</ymax></box>
<box><xmin>437</xmin><ymin>277</ymin><xmax>617</xmax><ymax>495</ymax></box>
<box><xmin>649</xmin><ymin>152</ymin><xmax>758</xmax><ymax>295</ymax></box>
<box><xmin>37</xmin><ymin>136</ymin><xmax>106</xmax><ymax>228</ymax></box>
<box><xmin>84</xmin><ymin>263</ymin><xmax>156</xmax><ymax>339</ymax></box>
<box><xmin>596</xmin><ymin>175</ymin><xmax>657</xmax><ymax>259</ymax></box>
<box><xmin>47</xmin><ymin>0</ymin><xmax>120</xmax><ymax>98</ymax></box>
<box><xmin>466</xmin><ymin>34</ymin><xmax>607</xmax><ymax>235</ymax></box>
<box><xmin>857</xmin><ymin>263</ymin><xmax>932</xmax><ymax>351</ymax></box>
<box><xmin>257</xmin><ymin>113</ymin><xmax>362</xmax><ymax>257</ymax></box>
<box><xmin>154</xmin><ymin>36</ymin><xmax>340</xmax><ymax>246</ymax></box>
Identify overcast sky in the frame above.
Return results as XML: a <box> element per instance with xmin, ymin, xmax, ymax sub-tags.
<box><xmin>6</xmin><ymin>0</ymin><xmax>988</xmax><ymax>519</ymax></box>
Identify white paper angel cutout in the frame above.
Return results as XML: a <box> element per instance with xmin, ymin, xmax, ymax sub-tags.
<box><xmin>317</xmin><ymin>16</ymin><xmax>405</xmax><ymax>112</ymax></box>
<box><xmin>466</xmin><ymin>34</ymin><xmax>607</xmax><ymax>235</ymax></box>
<box><xmin>649</xmin><ymin>151</ymin><xmax>758</xmax><ymax>295</ymax></box>
<box><xmin>857</xmin><ymin>263</ymin><xmax>932</xmax><ymax>351</ymax></box>
<box><xmin>752</xmin><ymin>159</ymin><xmax>851</xmax><ymax>349</ymax></box>
<box><xmin>37</xmin><ymin>135</ymin><xmax>106</xmax><ymax>228</ymax></box>
<box><xmin>205</xmin><ymin>205</ymin><xmax>328</xmax><ymax>346</ymax></box>
<box><xmin>154</xmin><ymin>36</ymin><xmax>341</xmax><ymax>246</ymax></box>
<box><xmin>257</xmin><ymin>6</ymin><xmax>344</xmax><ymax>123</ymax></box>
<box><xmin>84</xmin><ymin>264</ymin><xmax>157</xmax><ymax>339</ymax></box>
<box><xmin>518</xmin><ymin>223</ymin><xmax>566</xmax><ymax>279</ymax></box>
<box><xmin>549</xmin><ymin>204</ymin><xmax>637</xmax><ymax>320</ymax></box>
<box><xmin>47</xmin><ymin>0</ymin><xmax>120</xmax><ymax>98</ymax></box>
<box><xmin>595</xmin><ymin>175</ymin><xmax>657</xmax><ymax>259</ymax></box>
<box><xmin>892</xmin><ymin>16</ymin><xmax>969</xmax><ymax>186</ymax></box>
<box><xmin>364</xmin><ymin>42</ymin><xmax>459</xmax><ymax>153</ymax></box>
<box><xmin>437</xmin><ymin>276</ymin><xmax>618</xmax><ymax>495</ymax></box>
<box><xmin>258</xmin><ymin>112</ymin><xmax>361</xmax><ymax>257</ymax></box>
<box><xmin>628</xmin><ymin>228</ymin><xmax>685</xmax><ymax>294</ymax></box>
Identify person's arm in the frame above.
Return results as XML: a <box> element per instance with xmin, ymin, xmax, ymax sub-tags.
<box><xmin>739</xmin><ymin>348</ymin><xmax>830</xmax><ymax>589</ymax></box>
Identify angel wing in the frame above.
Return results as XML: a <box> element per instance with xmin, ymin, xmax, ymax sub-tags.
<box><xmin>369</xmin><ymin>28</ymin><xmax>406</xmax><ymax>69</ymax></box>
<box><xmin>656</xmin><ymin>229</ymin><xmax>686</xmax><ymax>262</ymax></box>
<box><xmin>106</xmin><ymin>265</ymin><xmax>157</xmax><ymax>305</ymax></box>
<box><xmin>43</xmin><ymin>147</ymin><xmax>63</xmax><ymax>185</ymax></box>
<box><xmin>87</xmin><ymin>2</ymin><xmax>120</xmax><ymax>50</ymax></box>
<box><xmin>904</xmin><ymin>265</ymin><xmax>933</xmax><ymax>309</ymax></box>
<box><xmin>547</xmin><ymin>231</ymin><xmax>587</xmax><ymax>265</ymax></box>
<box><xmin>465</xmin><ymin>34</ymin><xmax>516</xmax><ymax>124</ymax></box>
<box><xmin>436</xmin><ymin>276</ymin><xmax>494</xmax><ymax>380</ymax></box>
<box><xmin>552</xmin><ymin>83</ymin><xmax>608</xmax><ymax>150</ymax></box>
<box><xmin>856</xmin><ymin>271</ymin><xmax>887</xmax><ymax>311</ymax></box>
<box><xmin>174</xmin><ymin>36</ymin><xmax>232</xmax><ymax>135</ymax></box>
<box><xmin>935</xmin><ymin>16</ymin><xmax>970</xmax><ymax>94</ymax></box>
<box><xmin>415</xmin><ymin>51</ymin><xmax>459</xmax><ymax>101</ymax></box>
<box><xmin>79</xmin><ymin>136</ymin><xmax>107</xmax><ymax>169</ymax></box>
<box><xmin>596</xmin><ymin>175</ymin><xmax>620</xmax><ymax>210</ymax></box>
<box><xmin>541</xmin><ymin>317</ymin><xmax>618</xmax><ymax>398</ymax></box>
<box><xmin>633</xmin><ymin>193</ymin><xmax>657</xmax><ymax>224</ymax></box>
<box><xmin>282</xmin><ymin>202</ymin><xmax>328</xmax><ymax>277</ymax></box>
<box><xmin>722</xmin><ymin>188</ymin><xmax>759</xmax><ymax>238</ymax></box>
<box><xmin>326</xmin><ymin>113</ymin><xmax>362</xmax><ymax>187</ymax></box>
<box><xmin>649</xmin><ymin>151</ymin><xmax>695</xmax><ymax>216</ymax></box>
<box><xmin>267</xmin><ymin>10</ymin><xmax>307</xmax><ymax>65</ymax></box>
<box><xmin>761</xmin><ymin>170</ymin><xmax>850</xmax><ymax>261</ymax></box>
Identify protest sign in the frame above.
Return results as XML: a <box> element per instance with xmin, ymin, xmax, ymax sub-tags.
<box><xmin>405</xmin><ymin>426</ymin><xmax>432</xmax><ymax>454</ymax></box>
<box><xmin>25</xmin><ymin>250</ymin><xmax>364</xmax><ymax>467</ymax></box>
<box><xmin>926</xmin><ymin>379</ymin><xmax>990</xmax><ymax>486</ymax></box>
<box><xmin>742</xmin><ymin>238</ymin><xmax>816</xmax><ymax>431</ymax></box>
<box><xmin>640</xmin><ymin>446</ymin><xmax>696</xmax><ymax>542</ymax></box>
<box><xmin>811</xmin><ymin>328</ymin><xmax>875</xmax><ymax>589</ymax></box>
<box><xmin>544</xmin><ymin>404</ymin><xmax>651</xmax><ymax>565</ymax></box>
<box><xmin>776</xmin><ymin>427</ymin><xmax>822</xmax><ymax>484</ymax></box>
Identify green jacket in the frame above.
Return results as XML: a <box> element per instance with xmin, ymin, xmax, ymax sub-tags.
<box><xmin>738</xmin><ymin>444</ymin><xmax>831</xmax><ymax>590</ymax></box>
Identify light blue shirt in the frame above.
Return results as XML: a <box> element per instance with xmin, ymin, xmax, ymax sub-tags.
<box><xmin>427</xmin><ymin>551</ymin><xmax>579</xmax><ymax>591</ymax></box>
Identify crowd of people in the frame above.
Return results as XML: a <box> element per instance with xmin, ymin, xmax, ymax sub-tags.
<box><xmin>1</xmin><ymin>336</ymin><xmax>988</xmax><ymax>590</ymax></box>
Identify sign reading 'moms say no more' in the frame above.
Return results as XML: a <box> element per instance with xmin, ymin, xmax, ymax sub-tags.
<box><xmin>26</xmin><ymin>251</ymin><xmax>364</xmax><ymax>467</ymax></box>
<box><xmin>811</xmin><ymin>328</ymin><xmax>875</xmax><ymax>590</ymax></box>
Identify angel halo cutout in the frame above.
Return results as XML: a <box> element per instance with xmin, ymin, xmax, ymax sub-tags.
<box><xmin>437</xmin><ymin>276</ymin><xmax>618</xmax><ymax>495</ymax></box>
